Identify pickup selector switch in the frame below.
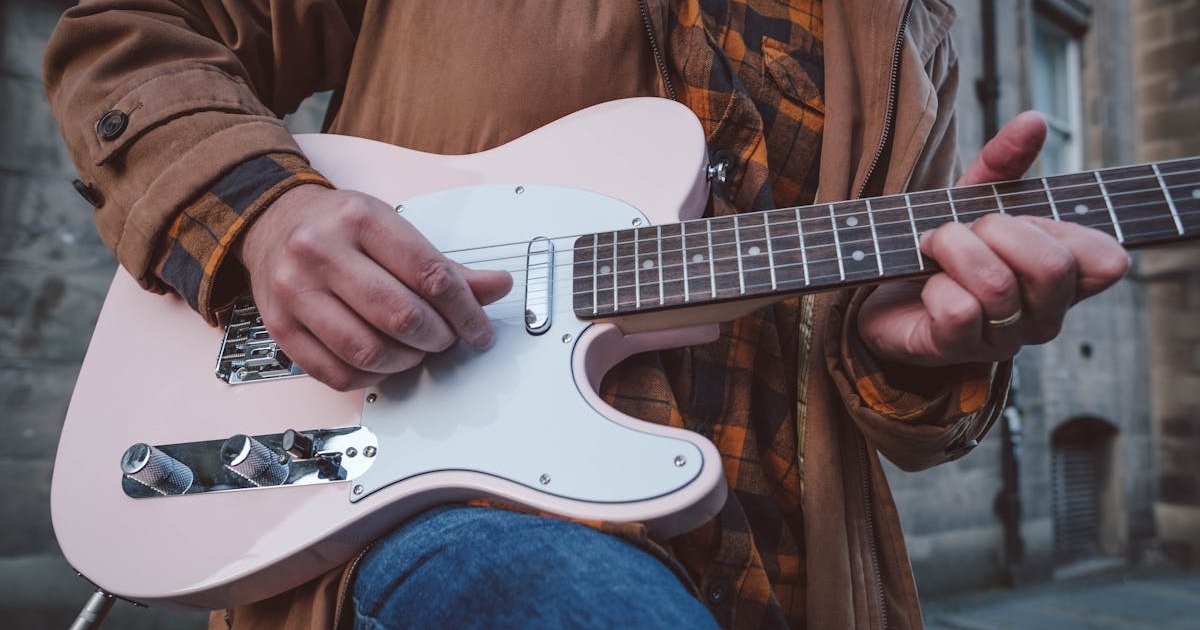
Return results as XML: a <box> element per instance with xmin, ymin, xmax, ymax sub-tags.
<box><xmin>121</xmin><ymin>443</ymin><xmax>194</xmax><ymax>495</ymax></box>
<box><xmin>221</xmin><ymin>434</ymin><xmax>289</xmax><ymax>487</ymax></box>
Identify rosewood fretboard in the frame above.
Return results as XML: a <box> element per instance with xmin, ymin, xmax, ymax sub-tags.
<box><xmin>572</xmin><ymin>156</ymin><xmax>1200</xmax><ymax>319</ymax></box>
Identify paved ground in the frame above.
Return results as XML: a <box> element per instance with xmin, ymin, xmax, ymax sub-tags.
<box><xmin>924</xmin><ymin>568</ymin><xmax>1200</xmax><ymax>630</ymax></box>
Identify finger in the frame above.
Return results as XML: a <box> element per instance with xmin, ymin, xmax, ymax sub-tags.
<box><xmin>971</xmin><ymin>214</ymin><xmax>1075</xmax><ymax>344</ymax></box>
<box><xmin>1017</xmin><ymin>215</ymin><xmax>1131</xmax><ymax>300</ymax></box>
<box><xmin>957</xmin><ymin>111</ymin><xmax>1047</xmax><ymax>186</ymax></box>
<box><xmin>921</xmin><ymin>221</ymin><xmax>1023</xmax><ymax>323</ymax></box>
<box><xmin>263</xmin><ymin>313</ymin><xmax>384</xmax><ymax>392</ymax></box>
<box><xmin>921</xmin><ymin>272</ymin><xmax>1024</xmax><ymax>363</ymax></box>
<box><xmin>325</xmin><ymin>250</ymin><xmax>458</xmax><ymax>353</ymax></box>
<box><xmin>462</xmin><ymin>265</ymin><xmax>514</xmax><ymax>305</ymax></box>
<box><xmin>362</xmin><ymin>216</ymin><xmax>495</xmax><ymax>348</ymax></box>
<box><xmin>291</xmin><ymin>289</ymin><xmax>427</xmax><ymax>375</ymax></box>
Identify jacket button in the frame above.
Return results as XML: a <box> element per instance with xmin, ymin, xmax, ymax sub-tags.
<box><xmin>707</xmin><ymin>581</ymin><xmax>729</xmax><ymax>605</ymax></box>
<box><xmin>96</xmin><ymin>110</ymin><xmax>128</xmax><ymax>140</ymax></box>
<box><xmin>72</xmin><ymin>179</ymin><xmax>104</xmax><ymax>208</ymax></box>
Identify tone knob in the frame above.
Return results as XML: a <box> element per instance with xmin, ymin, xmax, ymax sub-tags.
<box><xmin>221</xmin><ymin>435</ymin><xmax>289</xmax><ymax>487</ymax></box>
<box><xmin>121</xmin><ymin>443</ymin><xmax>194</xmax><ymax>495</ymax></box>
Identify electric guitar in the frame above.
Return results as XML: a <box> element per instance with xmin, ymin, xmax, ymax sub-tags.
<box><xmin>51</xmin><ymin>98</ymin><xmax>1200</xmax><ymax>610</ymax></box>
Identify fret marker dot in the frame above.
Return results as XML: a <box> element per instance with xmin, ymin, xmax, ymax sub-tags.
<box><xmin>851</xmin><ymin>250</ymin><xmax>865</xmax><ymax>262</ymax></box>
<box><xmin>599</xmin><ymin>265</ymin><xmax>611</xmax><ymax>275</ymax></box>
<box><xmin>692</xmin><ymin>254</ymin><xmax>704</xmax><ymax>263</ymax></box>
<box><xmin>1074</xmin><ymin>203</ymin><xmax>1089</xmax><ymax>215</ymax></box>
<box><xmin>1192</xmin><ymin>189</ymin><xmax>1200</xmax><ymax>199</ymax></box>
<box><xmin>642</xmin><ymin>259</ymin><xmax>654</xmax><ymax>270</ymax></box>
<box><xmin>748</xmin><ymin>245</ymin><xmax>761</xmax><ymax>256</ymax></box>
<box><xmin>846</xmin><ymin>216</ymin><xmax>859</xmax><ymax>227</ymax></box>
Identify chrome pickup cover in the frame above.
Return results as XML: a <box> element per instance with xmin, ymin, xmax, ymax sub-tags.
<box><xmin>215</xmin><ymin>297</ymin><xmax>306</xmax><ymax>384</ymax></box>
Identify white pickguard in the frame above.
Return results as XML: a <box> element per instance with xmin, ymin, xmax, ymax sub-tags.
<box><xmin>357</xmin><ymin>185</ymin><xmax>703</xmax><ymax>503</ymax></box>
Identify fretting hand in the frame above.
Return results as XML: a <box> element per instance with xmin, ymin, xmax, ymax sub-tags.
<box><xmin>857</xmin><ymin>112</ymin><xmax>1131</xmax><ymax>367</ymax></box>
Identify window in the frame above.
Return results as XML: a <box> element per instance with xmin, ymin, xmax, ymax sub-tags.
<box><xmin>1031</xmin><ymin>16</ymin><xmax>1084</xmax><ymax>176</ymax></box>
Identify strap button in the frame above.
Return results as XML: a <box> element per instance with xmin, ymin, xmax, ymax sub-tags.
<box><xmin>96</xmin><ymin>110</ymin><xmax>128</xmax><ymax>140</ymax></box>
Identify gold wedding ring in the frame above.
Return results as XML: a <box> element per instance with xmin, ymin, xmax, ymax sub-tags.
<box><xmin>987</xmin><ymin>310</ymin><xmax>1023</xmax><ymax>329</ymax></box>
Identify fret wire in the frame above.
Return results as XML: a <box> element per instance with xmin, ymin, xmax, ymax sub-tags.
<box><xmin>1040</xmin><ymin>178</ymin><xmax>1061</xmax><ymax>221</ymax></box>
<box><xmin>904</xmin><ymin>193</ymin><xmax>925</xmax><ymax>271</ymax></box>
<box><xmin>706</xmin><ymin>220</ymin><xmax>717</xmax><ymax>298</ymax></box>
<box><xmin>993</xmin><ymin>184</ymin><xmax>1007</xmax><ymax>214</ymax></box>
<box><xmin>946</xmin><ymin>190</ymin><xmax>960</xmax><ymax>222</ymax></box>
<box><xmin>682</xmin><ymin>223</ymin><xmax>690</xmax><ymax>303</ymax></box>
<box><xmin>633</xmin><ymin>227</ymin><xmax>641</xmax><ymax>309</ymax></box>
<box><xmin>796</xmin><ymin>207</ymin><xmax>811</xmax><ymax>285</ymax></box>
<box><xmin>829</xmin><ymin>205</ymin><xmax>846</xmax><ymax>281</ymax></box>
<box><xmin>611</xmin><ymin>230</ymin><xmax>619</xmax><ymax>312</ymax></box>
<box><xmin>1152</xmin><ymin>163</ymin><xmax>1186</xmax><ymax>235</ymax></box>
<box><xmin>733</xmin><ymin>215</ymin><xmax>745</xmax><ymax>294</ymax></box>
<box><xmin>1095</xmin><ymin>171</ymin><xmax>1125</xmax><ymax>243</ymax></box>
<box><xmin>657</xmin><ymin>225</ymin><xmax>666</xmax><ymax>305</ymax></box>
<box><xmin>765</xmin><ymin>217</ymin><xmax>778</xmax><ymax>290</ymax></box>
<box><xmin>591</xmin><ymin>235</ymin><xmax>599</xmax><ymax>315</ymax></box>
<box><xmin>866</xmin><ymin>199</ymin><xmax>883</xmax><ymax>276</ymax></box>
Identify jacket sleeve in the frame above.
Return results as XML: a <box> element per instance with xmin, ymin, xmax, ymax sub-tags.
<box><xmin>825</xmin><ymin>31</ymin><xmax>1011</xmax><ymax>472</ymax></box>
<box><xmin>43</xmin><ymin>0</ymin><xmax>361</xmax><ymax>303</ymax></box>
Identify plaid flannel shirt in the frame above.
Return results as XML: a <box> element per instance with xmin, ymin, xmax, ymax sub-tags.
<box><xmin>151</xmin><ymin>1</ymin><xmax>990</xmax><ymax>626</ymax></box>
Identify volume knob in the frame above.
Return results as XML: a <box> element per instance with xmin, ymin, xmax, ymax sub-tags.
<box><xmin>221</xmin><ymin>435</ymin><xmax>289</xmax><ymax>487</ymax></box>
<box><xmin>121</xmin><ymin>443</ymin><xmax>194</xmax><ymax>495</ymax></box>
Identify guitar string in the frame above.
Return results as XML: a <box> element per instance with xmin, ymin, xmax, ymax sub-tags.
<box><xmin>474</xmin><ymin>202</ymin><xmax>1200</xmax><ymax>321</ymax></box>
<box><xmin>449</xmin><ymin>170</ymin><xmax>1200</xmax><ymax>274</ymax></box>
<box><xmin>437</xmin><ymin>162</ymin><xmax>1200</xmax><ymax>264</ymax></box>
<box><xmin>456</xmin><ymin>178</ymin><xmax>1200</xmax><ymax>282</ymax></box>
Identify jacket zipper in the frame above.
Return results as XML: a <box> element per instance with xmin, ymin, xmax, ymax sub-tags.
<box><xmin>858</xmin><ymin>437</ymin><xmax>889</xmax><ymax>630</ymax></box>
<box><xmin>638</xmin><ymin>0</ymin><xmax>677</xmax><ymax>101</ymax></box>
<box><xmin>858</xmin><ymin>5</ymin><xmax>916</xmax><ymax>623</ymax></box>
<box><xmin>855</xmin><ymin>0</ymin><xmax>915</xmax><ymax>200</ymax></box>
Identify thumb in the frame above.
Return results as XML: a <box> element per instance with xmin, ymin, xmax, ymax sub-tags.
<box><xmin>461</xmin><ymin>266</ymin><xmax>513</xmax><ymax>305</ymax></box>
<box><xmin>956</xmin><ymin>111</ymin><xmax>1048</xmax><ymax>186</ymax></box>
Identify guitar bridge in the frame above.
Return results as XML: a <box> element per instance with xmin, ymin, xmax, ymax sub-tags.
<box><xmin>215</xmin><ymin>297</ymin><xmax>306</xmax><ymax>385</ymax></box>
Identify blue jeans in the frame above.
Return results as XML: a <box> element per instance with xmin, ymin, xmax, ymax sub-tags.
<box><xmin>351</xmin><ymin>506</ymin><xmax>719</xmax><ymax>629</ymax></box>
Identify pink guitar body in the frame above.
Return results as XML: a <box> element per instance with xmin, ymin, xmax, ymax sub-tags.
<box><xmin>52</xmin><ymin>98</ymin><xmax>728</xmax><ymax>610</ymax></box>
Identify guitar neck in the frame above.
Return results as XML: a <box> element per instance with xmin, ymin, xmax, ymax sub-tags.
<box><xmin>572</xmin><ymin>156</ymin><xmax>1200</xmax><ymax>319</ymax></box>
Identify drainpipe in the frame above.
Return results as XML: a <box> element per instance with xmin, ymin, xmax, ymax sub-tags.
<box><xmin>995</xmin><ymin>367</ymin><xmax>1027</xmax><ymax>586</ymax></box>
<box><xmin>977</xmin><ymin>0</ymin><xmax>1025</xmax><ymax>586</ymax></box>
<box><xmin>976</xmin><ymin>0</ymin><xmax>1001</xmax><ymax>142</ymax></box>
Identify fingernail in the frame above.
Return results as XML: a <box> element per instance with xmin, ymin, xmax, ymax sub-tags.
<box><xmin>471</xmin><ymin>329</ymin><xmax>494</xmax><ymax>350</ymax></box>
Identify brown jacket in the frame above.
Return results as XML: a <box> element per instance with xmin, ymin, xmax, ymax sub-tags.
<box><xmin>45</xmin><ymin>0</ymin><xmax>1007</xmax><ymax>628</ymax></box>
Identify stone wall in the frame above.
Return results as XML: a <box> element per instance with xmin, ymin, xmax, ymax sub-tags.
<box><xmin>1134</xmin><ymin>0</ymin><xmax>1200</xmax><ymax>566</ymax></box>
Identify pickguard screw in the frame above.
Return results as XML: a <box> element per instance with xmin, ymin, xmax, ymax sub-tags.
<box><xmin>394</xmin><ymin>204</ymin><xmax>404</xmax><ymax>213</ymax></box>
<box><xmin>561</xmin><ymin>334</ymin><xmax>572</xmax><ymax>344</ymax></box>
<box><xmin>674</xmin><ymin>455</ymin><xmax>687</xmax><ymax>467</ymax></box>
<box><xmin>366</xmin><ymin>393</ymin><xmax>378</xmax><ymax>404</ymax></box>
<box><xmin>353</xmin><ymin>484</ymin><xmax>364</xmax><ymax>495</ymax></box>
<box><xmin>539</xmin><ymin>474</ymin><xmax>551</xmax><ymax>485</ymax></box>
<box><xmin>515</xmin><ymin>186</ymin><xmax>525</xmax><ymax>194</ymax></box>
<box><xmin>364</xmin><ymin>446</ymin><xmax>377</xmax><ymax>457</ymax></box>
<box><xmin>345</xmin><ymin>447</ymin><xmax>358</xmax><ymax>458</ymax></box>
<box><xmin>632</xmin><ymin>218</ymin><xmax>643</xmax><ymax>227</ymax></box>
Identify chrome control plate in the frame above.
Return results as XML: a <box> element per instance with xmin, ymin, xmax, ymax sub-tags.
<box><xmin>120</xmin><ymin>426</ymin><xmax>378</xmax><ymax>499</ymax></box>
